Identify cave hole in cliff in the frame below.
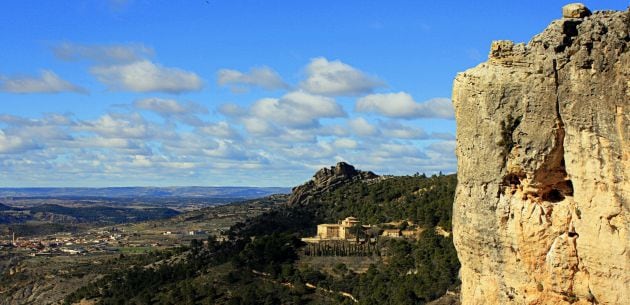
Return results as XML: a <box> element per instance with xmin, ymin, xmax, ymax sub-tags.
<box><xmin>543</xmin><ymin>189</ymin><xmax>565</xmax><ymax>202</ymax></box>
<box><xmin>562</xmin><ymin>20</ymin><xmax>580</xmax><ymax>37</ymax></box>
<box><xmin>555</xmin><ymin>20</ymin><xmax>581</xmax><ymax>52</ymax></box>
<box><xmin>503</xmin><ymin>173</ymin><xmax>523</xmax><ymax>187</ymax></box>
<box><xmin>500</xmin><ymin>172</ymin><xmax>527</xmax><ymax>197</ymax></box>
<box><xmin>560</xmin><ymin>180</ymin><xmax>573</xmax><ymax>196</ymax></box>
<box><xmin>541</xmin><ymin>180</ymin><xmax>573</xmax><ymax>203</ymax></box>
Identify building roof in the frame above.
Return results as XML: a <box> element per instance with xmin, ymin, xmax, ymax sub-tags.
<box><xmin>317</xmin><ymin>224</ymin><xmax>341</xmax><ymax>227</ymax></box>
<box><xmin>383</xmin><ymin>229</ymin><xmax>401</xmax><ymax>233</ymax></box>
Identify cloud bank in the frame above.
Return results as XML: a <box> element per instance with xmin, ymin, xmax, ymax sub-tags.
<box><xmin>91</xmin><ymin>60</ymin><xmax>203</xmax><ymax>93</ymax></box>
<box><xmin>300</xmin><ymin>57</ymin><xmax>384</xmax><ymax>96</ymax></box>
<box><xmin>356</xmin><ymin>92</ymin><xmax>454</xmax><ymax>119</ymax></box>
<box><xmin>0</xmin><ymin>70</ymin><xmax>86</xmax><ymax>94</ymax></box>
<box><xmin>1</xmin><ymin>54</ymin><xmax>456</xmax><ymax>186</ymax></box>
<box><xmin>217</xmin><ymin>66</ymin><xmax>288</xmax><ymax>92</ymax></box>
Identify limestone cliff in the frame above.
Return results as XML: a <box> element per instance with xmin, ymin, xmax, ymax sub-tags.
<box><xmin>452</xmin><ymin>4</ymin><xmax>628</xmax><ymax>305</ymax></box>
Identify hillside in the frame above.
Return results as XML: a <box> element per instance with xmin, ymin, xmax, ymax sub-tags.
<box><xmin>6</xmin><ymin>204</ymin><xmax>179</xmax><ymax>224</ymax></box>
<box><xmin>64</xmin><ymin>163</ymin><xmax>460</xmax><ymax>305</ymax></box>
<box><xmin>0</xmin><ymin>203</ymin><xmax>181</xmax><ymax>238</ymax></box>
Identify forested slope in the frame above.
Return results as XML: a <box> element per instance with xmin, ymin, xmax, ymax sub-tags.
<box><xmin>65</xmin><ymin>164</ymin><xmax>459</xmax><ymax>305</ymax></box>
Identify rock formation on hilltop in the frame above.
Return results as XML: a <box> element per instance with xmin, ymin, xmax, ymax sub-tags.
<box><xmin>288</xmin><ymin>162</ymin><xmax>377</xmax><ymax>205</ymax></box>
<box><xmin>452</xmin><ymin>4</ymin><xmax>628</xmax><ymax>305</ymax></box>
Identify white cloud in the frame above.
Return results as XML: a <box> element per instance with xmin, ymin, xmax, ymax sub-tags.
<box><xmin>280</xmin><ymin>141</ymin><xmax>336</xmax><ymax>159</ymax></box>
<box><xmin>52</xmin><ymin>42</ymin><xmax>202</xmax><ymax>94</ymax></box>
<box><xmin>0</xmin><ymin>114</ymin><xmax>76</xmax><ymax>154</ymax></box>
<box><xmin>0</xmin><ymin>53</ymin><xmax>460</xmax><ymax>185</ymax></box>
<box><xmin>242</xmin><ymin>117</ymin><xmax>278</xmax><ymax>137</ymax></box>
<box><xmin>381</xmin><ymin>121</ymin><xmax>429</xmax><ymax>139</ymax></box>
<box><xmin>249</xmin><ymin>91</ymin><xmax>346</xmax><ymax>128</ymax></box>
<box><xmin>72</xmin><ymin>137</ymin><xmax>140</xmax><ymax>149</ymax></box>
<box><xmin>196</xmin><ymin>121</ymin><xmax>240</xmax><ymax>139</ymax></box>
<box><xmin>348</xmin><ymin>117</ymin><xmax>378</xmax><ymax>137</ymax></box>
<box><xmin>77</xmin><ymin>113</ymin><xmax>150</xmax><ymax>139</ymax></box>
<box><xmin>0</xmin><ymin>130</ymin><xmax>39</xmax><ymax>154</ymax></box>
<box><xmin>218</xmin><ymin>103</ymin><xmax>247</xmax><ymax>117</ymax></box>
<box><xmin>319</xmin><ymin>124</ymin><xmax>348</xmax><ymax>137</ymax></box>
<box><xmin>427</xmin><ymin>140</ymin><xmax>456</xmax><ymax>157</ymax></box>
<box><xmin>53</xmin><ymin>43</ymin><xmax>153</xmax><ymax>64</ymax></box>
<box><xmin>300</xmin><ymin>57</ymin><xmax>384</xmax><ymax>96</ymax></box>
<box><xmin>91</xmin><ymin>60</ymin><xmax>203</xmax><ymax>93</ymax></box>
<box><xmin>217</xmin><ymin>66</ymin><xmax>288</xmax><ymax>92</ymax></box>
<box><xmin>0</xmin><ymin>106</ymin><xmax>458</xmax><ymax>185</ymax></box>
<box><xmin>8</xmin><ymin>124</ymin><xmax>72</xmax><ymax>142</ymax></box>
<box><xmin>130</xmin><ymin>155</ymin><xmax>153</xmax><ymax>167</ymax></box>
<box><xmin>275</xmin><ymin>129</ymin><xmax>318</xmax><ymax>143</ymax></box>
<box><xmin>0</xmin><ymin>70</ymin><xmax>86</xmax><ymax>94</ymax></box>
<box><xmin>202</xmin><ymin>140</ymin><xmax>251</xmax><ymax>160</ymax></box>
<box><xmin>0</xmin><ymin>113</ymin><xmax>74</xmax><ymax>129</ymax></box>
<box><xmin>134</xmin><ymin>97</ymin><xmax>207</xmax><ymax>125</ymax></box>
<box><xmin>374</xmin><ymin>143</ymin><xmax>426</xmax><ymax>159</ymax></box>
<box><xmin>356</xmin><ymin>92</ymin><xmax>454</xmax><ymax>119</ymax></box>
<box><xmin>334</xmin><ymin>138</ymin><xmax>358</xmax><ymax>149</ymax></box>
<box><xmin>163</xmin><ymin>161</ymin><xmax>196</xmax><ymax>169</ymax></box>
<box><xmin>160</xmin><ymin>133</ymin><xmax>220</xmax><ymax>155</ymax></box>
<box><xmin>42</xmin><ymin>113</ymin><xmax>74</xmax><ymax>126</ymax></box>
<box><xmin>0</xmin><ymin>114</ymin><xmax>33</xmax><ymax>125</ymax></box>
<box><xmin>219</xmin><ymin>91</ymin><xmax>348</xmax><ymax>143</ymax></box>
<box><xmin>134</xmin><ymin>98</ymin><xmax>206</xmax><ymax>115</ymax></box>
<box><xmin>348</xmin><ymin>118</ymin><xmax>431</xmax><ymax>139</ymax></box>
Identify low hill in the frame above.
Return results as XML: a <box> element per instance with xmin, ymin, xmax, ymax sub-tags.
<box><xmin>28</xmin><ymin>204</ymin><xmax>180</xmax><ymax>223</ymax></box>
<box><xmin>0</xmin><ymin>203</ymin><xmax>179</xmax><ymax>225</ymax></box>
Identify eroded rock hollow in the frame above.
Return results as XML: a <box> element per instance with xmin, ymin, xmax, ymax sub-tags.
<box><xmin>452</xmin><ymin>4</ymin><xmax>628</xmax><ymax>305</ymax></box>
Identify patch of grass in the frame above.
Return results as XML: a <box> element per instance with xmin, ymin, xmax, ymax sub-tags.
<box><xmin>119</xmin><ymin>247</ymin><xmax>152</xmax><ymax>254</ymax></box>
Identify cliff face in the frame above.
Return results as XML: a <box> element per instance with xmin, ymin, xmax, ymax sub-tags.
<box><xmin>452</xmin><ymin>5</ymin><xmax>628</xmax><ymax>305</ymax></box>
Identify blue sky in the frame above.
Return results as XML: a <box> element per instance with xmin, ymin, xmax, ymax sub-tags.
<box><xmin>0</xmin><ymin>0</ymin><xmax>626</xmax><ymax>187</ymax></box>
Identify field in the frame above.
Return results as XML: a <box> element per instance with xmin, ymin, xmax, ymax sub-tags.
<box><xmin>0</xmin><ymin>195</ymin><xmax>287</xmax><ymax>304</ymax></box>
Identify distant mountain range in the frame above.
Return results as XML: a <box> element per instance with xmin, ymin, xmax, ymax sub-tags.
<box><xmin>0</xmin><ymin>186</ymin><xmax>291</xmax><ymax>198</ymax></box>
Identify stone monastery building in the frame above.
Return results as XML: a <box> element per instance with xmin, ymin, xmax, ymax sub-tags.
<box><xmin>315</xmin><ymin>216</ymin><xmax>364</xmax><ymax>240</ymax></box>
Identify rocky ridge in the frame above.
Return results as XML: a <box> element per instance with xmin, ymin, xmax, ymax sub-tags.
<box><xmin>452</xmin><ymin>4</ymin><xmax>628</xmax><ymax>305</ymax></box>
<box><xmin>287</xmin><ymin>162</ymin><xmax>377</xmax><ymax>205</ymax></box>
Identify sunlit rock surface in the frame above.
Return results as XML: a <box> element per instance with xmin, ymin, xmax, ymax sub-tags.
<box><xmin>452</xmin><ymin>5</ymin><xmax>628</xmax><ymax>305</ymax></box>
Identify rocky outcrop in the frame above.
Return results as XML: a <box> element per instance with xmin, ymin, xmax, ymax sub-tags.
<box><xmin>288</xmin><ymin>162</ymin><xmax>377</xmax><ymax>205</ymax></box>
<box><xmin>452</xmin><ymin>4</ymin><xmax>628</xmax><ymax>305</ymax></box>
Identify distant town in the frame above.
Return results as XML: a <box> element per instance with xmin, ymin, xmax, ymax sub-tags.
<box><xmin>0</xmin><ymin>200</ymin><xmax>276</xmax><ymax>258</ymax></box>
